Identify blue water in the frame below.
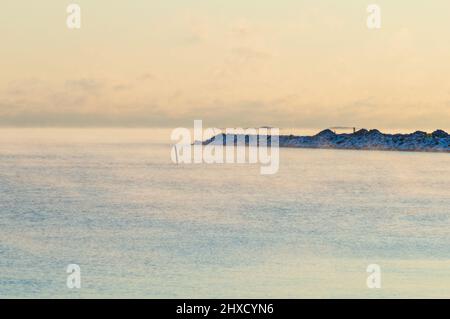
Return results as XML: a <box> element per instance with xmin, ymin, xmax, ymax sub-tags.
<box><xmin>0</xmin><ymin>129</ymin><xmax>449</xmax><ymax>298</ymax></box>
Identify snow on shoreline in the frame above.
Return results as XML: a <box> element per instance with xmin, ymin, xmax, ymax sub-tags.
<box><xmin>202</xmin><ymin>129</ymin><xmax>450</xmax><ymax>153</ymax></box>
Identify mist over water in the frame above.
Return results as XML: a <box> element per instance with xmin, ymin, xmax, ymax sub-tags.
<box><xmin>0</xmin><ymin>129</ymin><xmax>449</xmax><ymax>298</ymax></box>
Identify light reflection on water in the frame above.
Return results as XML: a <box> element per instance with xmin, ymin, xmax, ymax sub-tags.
<box><xmin>0</xmin><ymin>129</ymin><xmax>449</xmax><ymax>298</ymax></box>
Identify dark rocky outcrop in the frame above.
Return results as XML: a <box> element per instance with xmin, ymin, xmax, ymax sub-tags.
<box><xmin>202</xmin><ymin>129</ymin><xmax>450</xmax><ymax>153</ymax></box>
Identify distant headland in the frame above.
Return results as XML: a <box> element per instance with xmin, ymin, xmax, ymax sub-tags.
<box><xmin>202</xmin><ymin>129</ymin><xmax>450</xmax><ymax>153</ymax></box>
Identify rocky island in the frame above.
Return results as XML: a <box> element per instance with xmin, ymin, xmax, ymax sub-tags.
<box><xmin>202</xmin><ymin>129</ymin><xmax>450</xmax><ymax>153</ymax></box>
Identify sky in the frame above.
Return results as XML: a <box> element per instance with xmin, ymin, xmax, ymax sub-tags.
<box><xmin>1</xmin><ymin>0</ymin><xmax>450</xmax><ymax>130</ymax></box>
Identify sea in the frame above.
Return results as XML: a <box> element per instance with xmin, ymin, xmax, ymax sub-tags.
<box><xmin>0</xmin><ymin>128</ymin><xmax>449</xmax><ymax>298</ymax></box>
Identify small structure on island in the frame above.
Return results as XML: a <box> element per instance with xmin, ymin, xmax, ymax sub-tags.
<box><xmin>329</xmin><ymin>126</ymin><xmax>359</xmax><ymax>134</ymax></box>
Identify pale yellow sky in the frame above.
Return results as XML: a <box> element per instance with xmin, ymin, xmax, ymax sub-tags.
<box><xmin>1</xmin><ymin>0</ymin><xmax>449</xmax><ymax>130</ymax></box>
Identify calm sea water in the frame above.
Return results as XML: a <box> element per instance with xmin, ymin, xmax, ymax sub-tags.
<box><xmin>0</xmin><ymin>128</ymin><xmax>449</xmax><ymax>298</ymax></box>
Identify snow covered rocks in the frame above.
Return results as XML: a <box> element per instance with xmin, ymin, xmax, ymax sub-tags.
<box><xmin>203</xmin><ymin>129</ymin><xmax>450</xmax><ymax>153</ymax></box>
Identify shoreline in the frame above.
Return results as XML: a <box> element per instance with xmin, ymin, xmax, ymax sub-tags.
<box><xmin>202</xmin><ymin>129</ymin><xmax>450</xmax><ymax>153</ymax></box>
